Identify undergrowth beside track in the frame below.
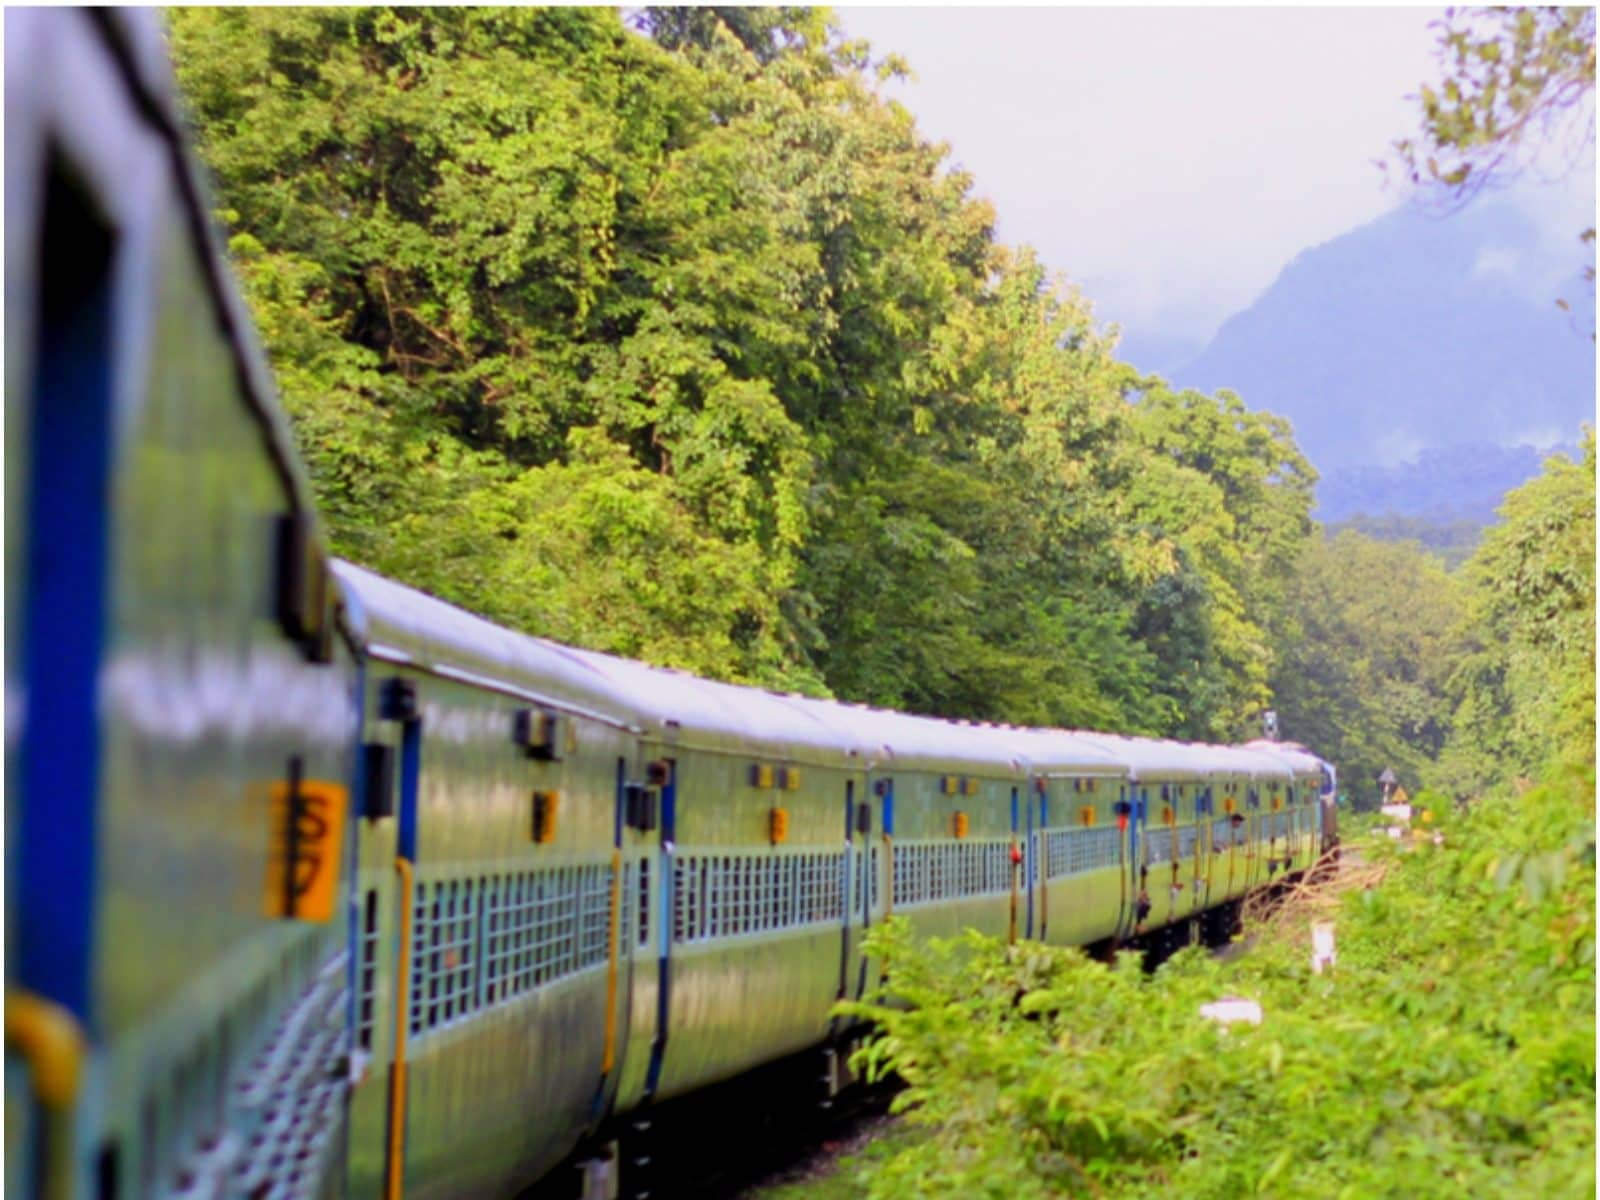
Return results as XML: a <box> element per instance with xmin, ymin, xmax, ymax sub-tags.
<box><xmin>833</xmin><ymin>765</ymin><xmax>1595</xmax><ymax>1198</ymax></box>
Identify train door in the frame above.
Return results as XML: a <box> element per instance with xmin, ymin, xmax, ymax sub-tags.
<box><xmin>1246</xmin><ymin>787</ymin><xmax>1263</xmax><ymax>891</ymax></box>
<box><xmin>875</xmin><ymin>773</ymin><xmax>895</xmax><ymax>928</ymax></box>
<box><xmin>1220</xmin><ymin>779</ymin><xmax>1240</xmax><ymax>898</ymax></box>
<box><xmin>864</xmin><ymin>772</ymin><xmax>895</xmax><ymax>992</ymax></box>
<box><xmin>342</xmin><ymin>672</ymin><xmax>418</xmax><ymax>1200</ymax></box>
<box><xmin>1028</xmin><ymin>778</ymin><xmax>1046</xmax><ymax>942</ymax></box>
<box><xmin>613</xmin><ymin>747</ymin><xmax>672</xmax><ymax>1114</ymax></box>
<box><xmin>849</xmin><ymin>772</ymin><xmax>882</xmax><ymax>1001</ymax></box>
<box><xmin>1122</xmin><ymin>785</ymin><xmax>1149</xmax><ymax>940</ymax></box>
<box><xmin>8</xmin><ymin>147</ymin><xmax>117</xmax><ymax>1200</ymax></box>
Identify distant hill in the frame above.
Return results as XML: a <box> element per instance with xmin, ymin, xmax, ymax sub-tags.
<box><xmin>1169</xmin><ymin>200</ymin><xmax>1595</xmax><ymax>485</ymax></box>
<box><xmin>1316</xmin><ymin>440</ymin><xmax>1579</xmax><ymax>525</ymax></box>
<box><xmin>1316</xmin><ymin>440</ymin><xmax>1582</xmax><ymax>570</ymax></box>
<box><xmin>1325</xmin><ymin>511</ymin><xmax>1483</xmax><ymax>570</ymax></box>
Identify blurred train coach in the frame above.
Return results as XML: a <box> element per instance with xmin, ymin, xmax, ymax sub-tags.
<box><xmin>4</xmin><ymin>10</ymin><xmax>1337</xmax><ymax>1200</ymax></box>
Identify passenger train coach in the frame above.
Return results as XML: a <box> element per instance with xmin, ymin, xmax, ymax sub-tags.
<box><xmin>4</xmin><ymin>10</ymin><xmax>1337</xmax><ymax>1200</ymax></box>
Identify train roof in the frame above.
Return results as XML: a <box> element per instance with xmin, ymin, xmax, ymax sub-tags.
<box><xmin>1071</xmin><ymin>734</ymin><xmax>1223</xmax><ymax>782</ymax></box>
<box><xmin>985</xmin><ymin>726</ymin><xmax>1131</xmax><ymax>779</ymax></box>
<box><xmin>553</xmin><ymin>645</ymin><xmax>865</xmax><ymax>766</ymax></box>
<box><xmin>1068</xmin><ymin>735</ymin><xmax>1306</xmax><ymax>784</ymax></box>
<box><xmin>333</xmin><ymin>560</ymin><xmax>636</xmax><ymax>729</ymax></box>
<box><xmin>334</xmin><ymin>561</ymin><xmax>1012</xmax><ymax>770</ymax></box>
<box><xmin>1240</xmin><ymin>740</ymin><xmax>1330</xmax><ymax>779</ymax></box>
<box><xmin>333</xmin><ymin>561</ymin><xmax>1323</xmax><ymax>783</ymax></box>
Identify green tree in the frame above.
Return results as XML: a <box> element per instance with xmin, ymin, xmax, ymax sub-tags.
<box><xmin>1395</xmin><ymin>7</ymin><xmax>1595</xmax><ymax>201</ymax></box>
<box><xmin>1271</xmin><ymin>530</ymin><xmax>1466</xmax><ymax>808</ymax></box>
<box><xmin>1440</xmin><ymin>432</ymin><xmax>1595</xmax><ymax>792</ymax></box>
<box><xmin>1125</xmin><ymin>383</ymin><xmax>1316</xmax><ymax>739</ymax></box>
<box><xmin>169</xmin><ymin>6</ymin><xmax>1318</xmax><ymax>731</ymax></box>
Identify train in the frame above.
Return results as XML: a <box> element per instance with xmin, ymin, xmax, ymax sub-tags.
<box><xmin>3</xmin><ymin>10</ymin><xmax>1337</xmax><ymax>1200</ymax></box>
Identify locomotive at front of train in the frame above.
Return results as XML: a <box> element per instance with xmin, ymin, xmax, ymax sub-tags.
<box><xmin>8</xmin><ymin>10</ymin><xmax>360</xmax><ymax>1200</ymax></box>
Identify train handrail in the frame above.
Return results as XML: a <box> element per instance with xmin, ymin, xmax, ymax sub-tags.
<box><xmin>6</xmin><ymin>988</ymin><xmax>87</xmax><ymax>1200</ymax></box>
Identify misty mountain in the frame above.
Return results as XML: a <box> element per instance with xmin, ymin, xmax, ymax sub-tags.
<box><xmin>1168</xmin><ymin>201</ymin><xmax>1595</xmax><ymax>486</ymax></box>
<box><xmin>1316</xmin><ymin>440</ymin><xmax>1579</xmax><ymax>525</ymax></box>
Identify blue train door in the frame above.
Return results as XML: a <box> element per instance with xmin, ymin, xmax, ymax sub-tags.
<box><xmin>8</xmin><ymin>157</ymin><xmax>116</xmax><ymax>1200</ymax></box>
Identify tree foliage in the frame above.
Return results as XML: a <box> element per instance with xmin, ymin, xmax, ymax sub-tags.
<box><xmin>1439</xmin><ymin>433</ymin><xmax>1596</xmax><ymax>792</ymax></box>
<box><xmin>1393</xmin><ymin>5</ymin><xmax>1596</xmax><ymax>298</ymax></box>
<box><xmin>1395</xmin><ymin>6</ymin><xmax>1596</xmax><ymax>200</ymax></box>
<box><xmin>1271</xmin><ymin>531</ymin><xmax>1467</xmax><ymax>808</ymax></box>
<box><xmin>841</xmin><ymin>761</ymin><xmax>1595</xmax><ymax>1198</ymax></box>
<box><xmin>168</xmin><ymin>6</ymin><xmax>1314</xmax><ymax>732</ymax></box>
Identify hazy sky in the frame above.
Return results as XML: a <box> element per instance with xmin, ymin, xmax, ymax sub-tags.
<box><xmin>835</xmin><ymin>7</ymin><xmax>1596</xmax><ymax>364</ymax></box>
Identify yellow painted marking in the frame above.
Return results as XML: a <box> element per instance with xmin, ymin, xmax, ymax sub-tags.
<box><xmin>263</xmin><ymin>778</ymin><xmax>348</xmax><ymax>922</ymax></box>
<box><xmin>533</xmin><ymin>791</ymin><xmax>560</xmax><ymax>843</ymax></box>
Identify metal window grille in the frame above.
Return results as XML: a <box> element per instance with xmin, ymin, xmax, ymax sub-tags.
<box><xmin>1145</xmin><ymin>827</ymin><xmax>1173</xmax><ymax>863</ymax></box>
<box><xmin>576</xmin><ymin>864</ymin><xmax>611</xmax><ymax>969</ymax></box>
<box><xmin>149</xmin><ymin>943</ymin><xmax>350</xmax><ymax>1200</ymax></box>
<box><xmin>638</xmin><ymin>858</ymin><xmax>651</xmax><ymax>948</ymax></box>
<box><xmin>410</xmin><ymin>878</ymin><xmax>477</xmax><ymax>1034</ymax></box>
<box><xmin>482</xmin><ymin>873</ymin><xmax>534</xmax><ymax>1005</ymax></box>
<box><xmin>1044</xmin><ymin>826</ymin><xmax>1120</xmax><ymax>877</ymax></box>
<box><xmin>1177</xmin><ymin>824</ymin><xmax>1198</xmax><ymax>858</ymax></box>
<box><xmin>357</xmin><ymin>888</ymin><xmax>380</xmax><ymax>1051</ymax></box>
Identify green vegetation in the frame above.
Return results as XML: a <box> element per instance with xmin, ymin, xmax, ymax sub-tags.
<box><xmin>166</xmin><ymin>10</ymin><xmax>1593</xmax><ymax>1191</ymax></box>
<box><xmin>1394</xmin><ymin>6</ymin><xmax>1595</xmax><ymax>303</ymax></box>
<box><xmin>1273</xmin><ymin>434</ymin><xmax>1594</xmax><ymax>808</ymax></box>
<box><xmin>840</xmin><ymin>761</ymin><xmax>1594</xmax><ymax>1198</ymax></box>
<box><xmin>167</xmin><ymin>6</ymin><xmax>1591</xmax><ymax>794</ymax></box>
<box><xmin>1394</xmin><ymin>7</ymin><xmax>1594</xmax><ymax>226</ymax></box>
<box><xmin>1271</xmin><ymin>529</ymin><xmax>1466</xmax><ymax>806</ymax></box>
<box><xmin>1437</xmin><ymin>435</ymin><xmax>1597</xmax><ymax>796</ymax></box>
<box><xmin>167</xmin><ymin>6</ymin><xmax>1313</xmax><ymax>738</ymax></box>
<box><xmin>1325</xmin><ymin>513</ymin><xmax>1481</xmax><ymax>569</ymax></box>
<box><xmin>828</xmin><ymin>430</ymin><xmax>1595</xmax><ymax>1198</ymax></box>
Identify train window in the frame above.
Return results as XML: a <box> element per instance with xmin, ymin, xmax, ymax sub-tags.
<box><xmin>473</xmin><ymin>864</ymin><xmax>616</xmax><ymax>1020</ymax></box>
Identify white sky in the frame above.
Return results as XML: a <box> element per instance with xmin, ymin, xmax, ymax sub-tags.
<box><xmin>837</xmin><ymin>6</ymin><xmax>1596</xmax><ymax>359</ymax></box>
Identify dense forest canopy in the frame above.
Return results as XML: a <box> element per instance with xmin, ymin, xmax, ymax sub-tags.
<box><xmin>168</xmin><ymin>6</ymin><xmax>1593</xmax><ymax>805</ymax></box>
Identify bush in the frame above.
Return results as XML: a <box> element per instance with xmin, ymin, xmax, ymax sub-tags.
<box><xmin>841</xmin><ymin>764</ymin><xmax>1594</xmax><ymax>1198</ymax></box>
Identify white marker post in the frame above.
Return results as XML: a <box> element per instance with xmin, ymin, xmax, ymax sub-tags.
<box><xmin>1311</xmin><ymin>920</ymin><xmax>1336</xmax><ymax>974</ymax></box>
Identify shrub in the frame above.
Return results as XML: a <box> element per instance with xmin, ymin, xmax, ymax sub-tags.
<box><xmin>841</xmin><ymin>763</ymin><xmax>1594</xmax><ymax>1198</ymax></box>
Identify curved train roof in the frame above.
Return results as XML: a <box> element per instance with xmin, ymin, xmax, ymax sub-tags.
<box><xmin>1072</xmin><ymin>735</ymin><xmax>1229</xmax><ymax>783</ymax></box>
<box><xmin>336</xmin><ymin>561</ymin><xmax>1030</xmax><ymax>772</ymax></box>
<box><xmin>1241</xmin><ymin>740</ymin><xmax>1331</xmax><ymax>780</ymax></box>
<box><xmin>333</xmin><ymin>560</ymin><xmax>634</xmax><ymax>727</ymax></box>
<box><xmin>333</xmin><ymin>559</ymin><xmax>1322</xmax><ymax>784</ymax></box>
